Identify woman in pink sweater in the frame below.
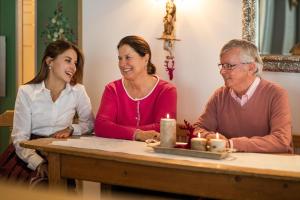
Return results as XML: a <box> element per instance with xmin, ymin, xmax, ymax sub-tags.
<box><xmin>194</xmin><ymin>39</ymin><xmax>292</xmax><ymax>153</ymax></box>
<box><xmin>94</xmin><ymin>36</ymin><xmax>177</xmax><ymax>141</ymax></box>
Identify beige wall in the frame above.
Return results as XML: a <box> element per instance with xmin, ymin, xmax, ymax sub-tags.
<box><xmin>82</xmin><ymin>0</ymin><xmax>300</xmax><ymax>133</ymax></box>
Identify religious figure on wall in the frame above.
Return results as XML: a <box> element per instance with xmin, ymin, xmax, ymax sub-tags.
<box><xmin>158</xmin><ymin>0</ymin><xmax>180</xmax><ymax>80</ymax></box>
<box><xmin>162</xmin><ymin>0</ymin><xmax>176</xmax><ymax>39</ymax></box>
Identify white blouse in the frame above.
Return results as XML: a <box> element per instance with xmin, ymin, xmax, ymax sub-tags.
<box><xmin>11</xmin><ymin>81</ymin><xmax>94</xmax><ymax>170</ymax></box>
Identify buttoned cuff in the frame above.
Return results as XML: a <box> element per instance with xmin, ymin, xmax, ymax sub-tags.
<box><xmin>72</xmin><ymin>124</ymin><xmax>81</xmax><ymax>135</ymax></box>
<box><xmin>27</xmin><ymin>153</ymin><xmax>45</xmax><ymax>171</ymax></box>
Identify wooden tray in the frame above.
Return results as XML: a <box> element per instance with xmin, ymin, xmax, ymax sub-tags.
<box><xmin>151</xmin><ymin>145</ymin><xmax>229</xmax><ymax>160</ymax></box>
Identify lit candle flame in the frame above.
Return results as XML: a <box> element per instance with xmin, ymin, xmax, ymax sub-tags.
<box><xmin>197</xmin><ymin>132</ymin><xmax>201</xmax><ymax>138</ymax></box>
<box><xmin>166</xmin><ymin>114</ymin><xmax>170</xmax><ymax>119</ymax></box>
<box><xmin>216</xmin><ymin>132</ymin><xmax>219</xmax><ymax>139</ymax></box>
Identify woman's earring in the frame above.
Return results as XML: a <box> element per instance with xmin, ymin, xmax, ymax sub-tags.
<box><xmin>48</xmin><ymin>65</ymin><xmax>52</xmax><ymax>70</ymax></box>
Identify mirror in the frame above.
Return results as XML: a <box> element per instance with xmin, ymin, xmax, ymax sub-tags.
<box><xmin>242</xmin><ymin>0</ymin><xmax>300</xmax><ymax>73</ymax></box>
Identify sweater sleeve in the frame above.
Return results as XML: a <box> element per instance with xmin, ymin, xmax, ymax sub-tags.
<box><xmin>232</xmin><ymin>87</ymin><xmax>292</xmax><ymax>153</ymax></box>
<box><xmin>94</xmin><ymin>85</ymin><xmax>136</xmax><ymax>140</ymax></box>
<box><xmin>138</xmin><ymin>85</ymin><xmax>177</xmax><ymax>132</ymax></box>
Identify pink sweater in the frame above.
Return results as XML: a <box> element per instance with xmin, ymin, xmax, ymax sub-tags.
<box><xmin>94</xmin><ymin>78</ymin><xmax>177</xmax><ymax>140</ymax></box>
<box><xmin>194</xmin><ymin>79</ymin><xmax>292</xmax><ymax>153</ymax></box>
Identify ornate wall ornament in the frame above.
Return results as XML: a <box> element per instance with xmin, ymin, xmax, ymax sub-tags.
<box><xmin>262</xmin><ymin>55</ymin><xmax>300</xmax><ymax>72</ymax></box>
<box><xmin>157</xmin><ymin>0</ymin><xmax>180</xmax><ymax>80</ymax></box>
<box><xmin>242</xmin><ymin>0</ymin><xmax>256</xmax><ymax>43</ymax></box>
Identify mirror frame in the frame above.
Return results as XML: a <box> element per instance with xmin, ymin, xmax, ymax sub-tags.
<box><xmin>242</xmin><ymin>0</ymin><xmax>300</xmax><ymax>73</ymax></box>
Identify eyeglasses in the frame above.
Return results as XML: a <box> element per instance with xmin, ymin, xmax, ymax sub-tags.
<box><xmin>217</xmin><ymin>63</ymin><xmax>251</xmax><ymax>71</ymax></box>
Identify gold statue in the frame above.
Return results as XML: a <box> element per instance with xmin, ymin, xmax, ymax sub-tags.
<box><xmin>162</xmin><ymin>0</ymin><xmax>176</xmax><ymax>39</ymax></box>
<box><xmin>157</xmin><ymin>0</ymin><xmax>180</xmax><ymax>80</ymax></box>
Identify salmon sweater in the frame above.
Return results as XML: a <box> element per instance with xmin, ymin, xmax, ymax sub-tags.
<box><xmin>194</xmin><ymin>79</ymin><xmax>292</xmax><ymax>153</ymax></box>
<box><xmin>94</xmin><ymin>78</ymin><xmax>177</xmax><ymax>140</ymax></box>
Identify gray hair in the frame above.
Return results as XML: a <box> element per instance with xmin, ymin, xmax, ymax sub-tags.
<box><xmin>220</xmin><ymin>39</ymin><xmax>263</xmax><ymax>76</ymax></box>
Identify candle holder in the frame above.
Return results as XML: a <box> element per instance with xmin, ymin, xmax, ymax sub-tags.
<box><xmin>191</xmin><ymin>134</ymin><xmax>207</xmax><ymax>151</ymax></box>
<box><xmin>207</xmin><ymin>133</ymin><xmax>226</xmax><ymax>152</ymax></box>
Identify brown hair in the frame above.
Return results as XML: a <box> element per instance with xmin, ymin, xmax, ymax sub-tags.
<box><xmin>220</xmin><ymin>39</ymin><xmax>263</xmax><ymax>75</ymax></box>
<box><xmin>117</xmin><ymin>35</ymin><xmax>156</xmax><ymax>75</ymax></box>
<box><xmin>26</xmin><ymin>40</ymin><xmax>84</xmax><ymax>85</ymax></box>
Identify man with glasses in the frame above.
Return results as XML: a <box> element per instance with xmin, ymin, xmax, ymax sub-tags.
<box><xmin>193</xmin><ymin>39</ymin><xmax>292</xmax><ymax>153</ymax></box>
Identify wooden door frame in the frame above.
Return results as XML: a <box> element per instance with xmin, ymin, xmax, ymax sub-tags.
<box><xmin>16</xmin><ymin>0</ymin><xmax>82</xmax><ymax>87</ymax></box>
<box><xmin>16</xmin><ymin>0</ymin><xmax>36</xmax><ymax>87</ymax></box>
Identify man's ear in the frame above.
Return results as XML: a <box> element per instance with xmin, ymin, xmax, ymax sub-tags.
<box><xmin>248</xmin><ymin>62</ymin><xmax>257</xmax><ymax>74</ymax></box>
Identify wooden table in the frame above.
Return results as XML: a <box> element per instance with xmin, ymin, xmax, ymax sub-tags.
<box><xmin>21</xmin><ymin>137</ymin><xmax>300</xmax><ymax>200</ymax></box>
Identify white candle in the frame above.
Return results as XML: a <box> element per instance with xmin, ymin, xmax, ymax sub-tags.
<box><xmin>160</xmin><ymin>114</ymin><xmax>176</xmax><ymax>148</ymax></box>
<box><xmin>191</xmin><ymin>133</ymin><xmax>207</xmax><ymax>151</ymax></box>
<box><xmin>209</xmin><ymin>132</ymin><xmax>226</xmax><ymax>152</ymax></box>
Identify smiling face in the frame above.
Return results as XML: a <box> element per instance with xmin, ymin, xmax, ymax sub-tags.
<box><xmin>47</xmin><ymin>48</ymin><xmax>77</xmax><ymax>84</ymax></box>
<box><xmin>220</xmin><ymin>48</ymin><xmax>256</xmax><ymax>94</ymax></box>
<box><xmin>118</xmin><ymin>44</ymin><xmax>149</xmax><ymax>81</ymax></box>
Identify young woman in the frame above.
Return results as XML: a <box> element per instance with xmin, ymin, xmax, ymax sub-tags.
<box><xmin>0</xmin><ymin>40</ymin><xmax>94</xmax><ymax>182</ymax></box>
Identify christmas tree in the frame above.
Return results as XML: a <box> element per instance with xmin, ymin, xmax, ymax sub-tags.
<box><xmin>41</xmin><ymin>1</ymin><xmax>76</xmax><ymax>45</ymax></box>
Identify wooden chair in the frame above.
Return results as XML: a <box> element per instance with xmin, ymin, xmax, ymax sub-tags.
<box><xmin>0</xmin><ymin>110</ymin><xmax>14</xmax><ymax>127</ymax></box>
<box><xmin>0</xmin><ymin>110</ymin><xmax>14</xmax><ymax>143</ymax></box>
<box><xmin>176</xmin><ymin>123</ymin><xmax>189</xmax><ymax>142</ymax></box>
<box><xmin>293</xmin><ymin>134</ymin><xmax>300</xmax><ymax>154</ymax></box>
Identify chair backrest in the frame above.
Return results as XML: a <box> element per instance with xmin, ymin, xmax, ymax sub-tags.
<box><xmin>0</xmin><ymin>110</ymin><xmax>14</xmax><ymax>143</ymax></box>
<box><xmin>0</xmin><ymin>110</ymin><xmax>14</xmax><ymax>128</ymax></box>
<box><xmin>293</xmin><ymin>134</ymin><xmax>300</xmax><ymax>153</ymax></box>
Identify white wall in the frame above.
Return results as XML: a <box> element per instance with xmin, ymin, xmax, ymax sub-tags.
<box><xmin>82</xmin><ymin>0</ymin><xmax>300</xmax><ymax>133</ymax></box>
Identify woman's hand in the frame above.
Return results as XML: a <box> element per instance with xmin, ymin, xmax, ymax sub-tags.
<box><xmin>37</xmin><ymin>162</ymin><xmax>48</xmax><ymax>178</ymax></box>
<box><xmin>134</xmin><ymin>130</ymin><xmax>160</xmax><ymax>142</ymax></box>
<box><xmin>51</xmin><ymin>127</ymin><xmax>73</xmax><ymax>139</ymax></box>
